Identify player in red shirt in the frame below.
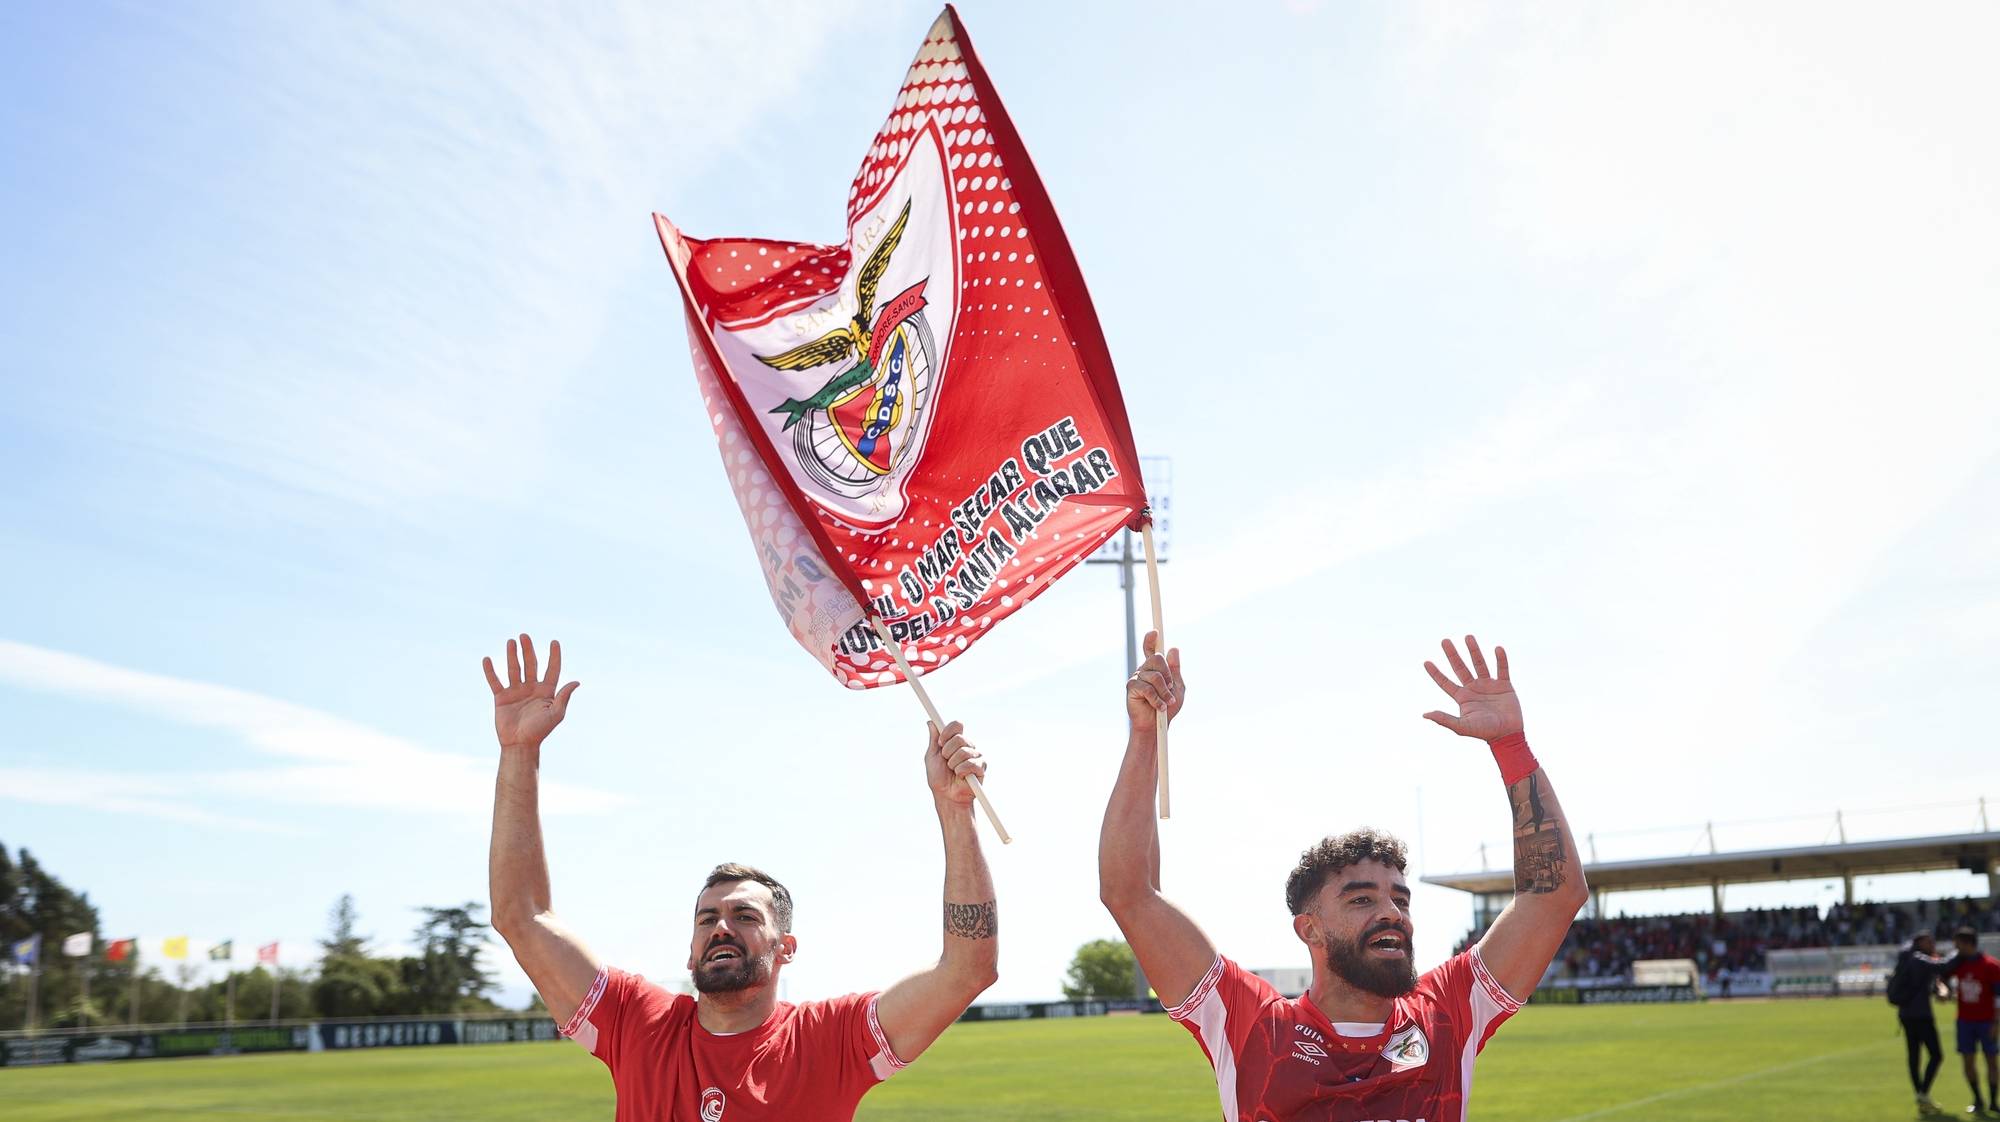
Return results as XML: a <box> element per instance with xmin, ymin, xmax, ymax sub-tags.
<box><xmin>1947</xmin><ymin>926</ymin><xmax>2000</xmax><ymax>1115</ymax></box>
<box><xmin>1100</xmin><ymin>633</ymin><xmax>1588</xmax><ymax>1122</ymax></box>
<box><xmin>482</xmin><ymin>635</ymin><xmax>998</xmax><ymax>1121</ymax></box>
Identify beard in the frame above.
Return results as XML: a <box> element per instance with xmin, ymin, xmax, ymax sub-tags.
<box><xmin>1325</xmin><ymin>925</ymin><xmax>1418</xmax><ymax>999</ymax></box>
<box><xmin>692</xmin><ymin>945</ymin><xmax>774</xmax><ymax>995</ymax></box>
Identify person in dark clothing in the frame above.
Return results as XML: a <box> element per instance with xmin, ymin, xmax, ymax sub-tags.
<box><xmin>1894</xmin><ymin>931</ymin><xmax>1954</xmax><ymax>1115</ymax></box>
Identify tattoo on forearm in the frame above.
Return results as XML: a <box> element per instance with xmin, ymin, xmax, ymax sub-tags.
<box><xmin>944</xmin><ymin>900</ymin><xmax>997</xmax><ymax>940</ymax></box>
<box><xmin>1509</xmin><ymin>773</ymin><xmax>1569</xmax><ymax>896</ymax></box>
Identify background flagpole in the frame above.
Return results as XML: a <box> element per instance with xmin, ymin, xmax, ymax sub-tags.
<box><xmin>129</xmin><ymin>944</ymin><xmax>139</xmax><ymax>1027</ymax></box>
<box><xmin>1142</xmin><ymin>522</ymin><xmax>1169</xmax><ymax>818</ymax></box>
<box><xmin>27</xmin><ymin>941</ymin><xmax>40</xmax><ymax>1032</ymax></box>
<box><xmin>869</xmin><ymin>617</ymin><xmax>1011</xmax><ymax>844</ymax></box>
<box><xmin>79</xmin><ymin>952</ymin><xmax>90</xmax><ymax>1029</ymax></box>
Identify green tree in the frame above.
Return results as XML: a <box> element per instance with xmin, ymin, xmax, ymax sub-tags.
<box><xmin>0</xmin><ymin>843</ymin><xmax>104</xmax><ymax>1031</ymax></box>
<box><xmin>1062</xmin><ymin>938</ymin><xmax>1137</xmax><ymax>999</ymax></box>
<box><xmin>404</xmin><ymin>902</ymin><xmax>500</xmax><ymax>1014</ymax></box>
<box><xmin>312</xmin><ymin>894</ymin><xmax>406</xmax><ymax>1017</ymax></box>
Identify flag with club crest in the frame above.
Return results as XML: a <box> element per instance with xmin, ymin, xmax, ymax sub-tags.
<box><xmin>62</xmin><ymin>932</ymin><xmax>91</xmax><ymax>958</ymax></box>
<box><xmin>9</xmin><ymin>933</ymin><xmax>38</xmax><ymax>966</ymax></box>
<box><xmin>654</xmin><ymin>5</ymin><xmax>1148</xmax><ymax>688</ymax></box>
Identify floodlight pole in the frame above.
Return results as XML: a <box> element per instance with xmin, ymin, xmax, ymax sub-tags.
<box><xmin>1120</xmin><ymin>531</ymin><xmax>1138</xmax><ymax>676</ymax></box>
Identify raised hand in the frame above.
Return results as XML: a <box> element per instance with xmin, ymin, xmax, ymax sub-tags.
<box><xmin>483</xmin><ymin>634</ymin><xmax>580</xmax><ymax>752</ymax></box>
<box><xmin>926</xmin><ymin>720</ymin><xmax>987</xmax><ymax>809</ymax></box>
<box><xmin>1421</xmin><ymin>635</ymin><xmax>1523</xmax><ymax>742</ymax></box>
<box><xmin>1126</xmin><ymin>631</ymin><xmax>1185</xmax><ymax>735</ymax></box>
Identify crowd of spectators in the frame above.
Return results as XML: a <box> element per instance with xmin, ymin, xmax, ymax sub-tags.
<box><xmin>1455</xmin><ymin>897</ymin><xmax>2000</xmax><ymax>980</ymax></box>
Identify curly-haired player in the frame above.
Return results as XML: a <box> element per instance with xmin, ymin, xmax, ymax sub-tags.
<box><xmin>1099</xmin><ymin>633</ymin><xmax>1587</xmax><ymax>1121</ymax></box>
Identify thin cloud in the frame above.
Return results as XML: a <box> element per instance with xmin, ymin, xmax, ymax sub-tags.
<box><xmin>0</xmin><ymin>639</ymin><xmax>632</xmax><ymax>823</ymax></box>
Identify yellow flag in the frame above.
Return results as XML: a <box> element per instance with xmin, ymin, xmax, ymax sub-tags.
<box><xmin>161</xmin><ymin>936</ymin><xmax>189</xmax><ymax>960</ymax></box>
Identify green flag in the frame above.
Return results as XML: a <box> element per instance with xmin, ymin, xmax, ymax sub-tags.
<box><xmin>208</xmin><ymin>940</ymin><xmax>233</xmax><ymax>961</ymax></box>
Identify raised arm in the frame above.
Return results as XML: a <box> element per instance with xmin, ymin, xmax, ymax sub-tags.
<box><xmin>874</xmin><ymin>719</ymin><xmax>999</xmax><ymax>1061</ymax></box>
<box><xmin>1422</xmin><ymin>636</ymin><xmax>1588</xmax><ymax>1000</ymax></box>
<box><xmin>1098</xmin><ymin>633</ymin><xmax>1216</xmax><ymax>1010</ymax></box>
<box><xmin>485</xmin><ymin>634</ymin><xmax>601</xmax><ymax>1026</ymax></box>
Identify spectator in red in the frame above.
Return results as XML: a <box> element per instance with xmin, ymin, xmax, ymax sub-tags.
<box><xmin>1947</xmin><ymin>926</ymin><xmax>2000</xmax><ymax>1114</ymax></box>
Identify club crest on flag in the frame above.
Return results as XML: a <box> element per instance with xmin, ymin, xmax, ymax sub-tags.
<box><xmin>753</xmin><ymin>200</ymin><xmax>940</xmax><ymax>511</ymax></box>
<box><xmin>687</xmin><ymin>125</ymin><xmax>960</xmax><ymax>531</ymax></box>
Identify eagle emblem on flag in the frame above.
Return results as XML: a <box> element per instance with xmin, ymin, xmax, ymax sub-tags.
<box><xmin>754</xmin><ymin>199</ymin><xmax>936</xmax><ymax>501</ymax></box>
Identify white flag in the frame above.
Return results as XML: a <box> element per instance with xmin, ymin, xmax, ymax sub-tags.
<box><xmin>62</xmin><ymin>932</ymin><xmax>92</xmax><ymax>957</ymax></box>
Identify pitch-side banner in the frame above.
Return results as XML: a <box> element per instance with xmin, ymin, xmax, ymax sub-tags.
<box><xmin>654</xmin><ymin>6</ymin><xmax>1146</xmax><ymax>688</ymax></box>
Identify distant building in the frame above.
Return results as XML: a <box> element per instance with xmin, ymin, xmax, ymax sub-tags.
<box><xmin>1251</xmin><ymin>966</ymin><xmax>1311</xmax><ymax>997</ymax></box>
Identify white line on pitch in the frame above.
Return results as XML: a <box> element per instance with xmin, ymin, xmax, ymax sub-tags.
<box><xmin>1545</xmin><ymin>1041</ymin><xmax>1879</xmax><ymax>1122</ymax></box>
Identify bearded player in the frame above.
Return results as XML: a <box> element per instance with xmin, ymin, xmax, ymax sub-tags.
<box><xmin>1100</xmin><ymin>633</ymin><xmax>1587</xmax><ymax>1121</ymax></box>
<box><xmin>484</xmin><ymin>634</ymin><xmax>997</xmax><ymax>1121</ymax></box>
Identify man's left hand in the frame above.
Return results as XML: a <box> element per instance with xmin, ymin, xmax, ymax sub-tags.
<box><xmin>1421</xmin><ymin>635</ymin><xmax>1524</xmax><ymax>742</ymax></box>
<box><xmin>926</xmin><ymin>720</ymin><xmax>986</xmax><ymax>809</ymax></box>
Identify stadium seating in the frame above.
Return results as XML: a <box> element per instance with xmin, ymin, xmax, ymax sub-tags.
<box><xmin>1453</xmin><ymin>896</ymin><xmax>2000</xmax><ymax>981</ymax></box>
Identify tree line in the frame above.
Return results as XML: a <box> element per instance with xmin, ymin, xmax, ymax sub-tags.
<box><xmin>1</xmin><ymin>842</ymin><xmax>516</xmax><ymax>1030</ymax></box>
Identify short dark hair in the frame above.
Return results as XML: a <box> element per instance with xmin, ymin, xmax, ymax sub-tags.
<box><xmin>703</xmin><ymin>863</ymin><xmax>794</xmax><ymax>932</ymax></box>
<box><xmin>1286</xmin><ymin>829</ymin><xmax>1409</xmax><ymax>916</ymax></box>
<box><xmin>1957</xmin><ymin>926</ymin><xmax>1979</xmax><ymax>943</ymax></box>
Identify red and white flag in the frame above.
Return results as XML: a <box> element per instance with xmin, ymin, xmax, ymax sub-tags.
<box><xmin>257</xmin><ymin>941</ymin><xmax>279</xmax><ymax>965</ymax></box>
<box><xmin>105</xmin><ymin>938</ymin><xmax>133</xmax><ymax>963</ymax></box>
<box><xmin>654</xmin><ymin>6</ymin><xmax>1147</xmax><ymax>687</ymax></box>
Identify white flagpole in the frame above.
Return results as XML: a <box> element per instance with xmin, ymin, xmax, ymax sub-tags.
<box><xmin>270</xmin><ymin>952</ymin><xmax>280</xmax><ymax>1023</ymax></box>
<box><xmin>869</xmin><ymin>617</ymin><xmax>1011</xmax><ymax>844</ymax></box>
<box><xmin>1142</xmin><ymin>522</ymin><xmax>1169</xmax><ymax>818</ymax></box>
<box><xmin>80</xmin><ymin>952</ymin><xmax>90</xmax><ymax>1029</ymax></box>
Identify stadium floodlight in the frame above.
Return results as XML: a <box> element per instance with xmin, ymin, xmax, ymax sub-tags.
<box><xmin>1085</xmin><ymin>456</ymin><xmax>1172</xmax><ymax>676</ymax></box>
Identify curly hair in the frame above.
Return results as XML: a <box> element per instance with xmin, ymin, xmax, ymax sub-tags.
<box><xmin>703</xmin><ymin>863</ymin><xmax>795</xmax><ymax>933</ymax></box>
<box><xmin>1285</xmin><ymin>829</ymin><xmax>1409</xmax><ymax>916</ymax></box>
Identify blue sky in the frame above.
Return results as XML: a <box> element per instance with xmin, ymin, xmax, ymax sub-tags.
<box><xmin>3</xmin><ymin>1</ymin><xmax>1997</xmax><ymax>1006</ymax></box>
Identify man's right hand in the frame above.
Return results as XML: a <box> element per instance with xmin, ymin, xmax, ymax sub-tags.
<box><xmin>1125</xmin><ymin>631</ymin><xmax>1185</xmax><ymax>735</ymax></box>
<box><xmin>483</xmin><ymin>634</ymin><xmax>580</xmax><ymax>752</ymax></box>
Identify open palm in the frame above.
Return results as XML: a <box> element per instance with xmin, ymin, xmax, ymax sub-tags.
<box><xmin>483</xmin><ymin>634</ymin><xmax>579</xmax><ymax>751</ymax></box>
<box><xmin>1421</xmin><ymin>635</ymin><xmax>1523</xmax><ymax>742</ymax></box>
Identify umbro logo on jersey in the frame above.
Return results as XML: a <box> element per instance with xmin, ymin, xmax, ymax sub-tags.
<box><xmin>1291</xmin><ymin>1038</ymin><xmax>1328</xmax><ymax>1065</ymax></box>
<box><xmin>700</xmin><ymin>1087</ymin><xmax>726</xmax><ymax>1122</ymax></box>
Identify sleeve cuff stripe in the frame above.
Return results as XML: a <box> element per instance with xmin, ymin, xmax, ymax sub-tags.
<box><xmin>1165</xmin><ymin>956</ymin><xmax>1225</xmax><ymax>1021</ymax></box>
<box><xmin>865</xmin><ymin>993</ymin><xmax>911</xmax><ymax>1071</ymax></box>
<box><xmin>558</xmin><ymin>969</ymin><xmax>610</xmax><ymax>1039</ymax></box>
<box><xmin>1470</xmin><ymin>949</ymin><xmax>1524</xmax><ymax>1012</ymax></box>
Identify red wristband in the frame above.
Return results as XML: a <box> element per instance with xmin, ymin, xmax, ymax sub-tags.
<box><xmin>1488</xmin><ymin>732</ymin><xmax>1538</xmax><ymax>787</ymax></box>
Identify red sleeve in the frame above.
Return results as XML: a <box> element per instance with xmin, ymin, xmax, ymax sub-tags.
<box><xmin>1416</xmin><ymin>948</ymin><xmax>1524</xmax><ymax>1055</ymax></box>
<box><xmin>1165</xmin><ymin>956</ymin><xmax>1281</xmax><ymax>1071</ymax></box>
<box><xmin>797</xmin><ymin>991</ymin><xmax>909</xmax><ymax>1090</ymax></box>
<box><xmin>557</xmin><ymin>967</ymin><xmax>687</xmax><ymax>1074</ymax></box>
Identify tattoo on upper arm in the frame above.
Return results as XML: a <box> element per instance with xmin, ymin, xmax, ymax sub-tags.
<box><xmin>1509</xmin><ymin>773</ymin><xmax>1568</xmax><ymax>896</ymax></box>
<box><xmin>944</xmin><ymin>900</ymin><xmax>997</xmax><ymax>940</ymax></box>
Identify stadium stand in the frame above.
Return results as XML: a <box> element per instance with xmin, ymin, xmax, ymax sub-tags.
<box><xmin>1453</xmin><ymin>897</ymin><xmax>2000</xmax><ymax>982</ymax></box>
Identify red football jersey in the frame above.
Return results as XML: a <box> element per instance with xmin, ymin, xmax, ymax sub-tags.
<box><xmin>1168</xmin><ymin>949</ymin><xmax>1522</xmax><ymax>1122</ymax></box>
<box><xmin>1952</xmin><ymin>953</ymin><xmax>2000</xmax><ymax>1023</ymax></box>
<box><xmin>559</xmin><ymin>968</ymin><xmax>908</xmax><ymax>1121</ymax></box>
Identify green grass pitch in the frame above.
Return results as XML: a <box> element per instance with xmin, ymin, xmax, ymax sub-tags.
<box><xmin>0</xmin><ymin>998</ymin><xmax>1946</xmax><ymax>1120</ymax></box>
